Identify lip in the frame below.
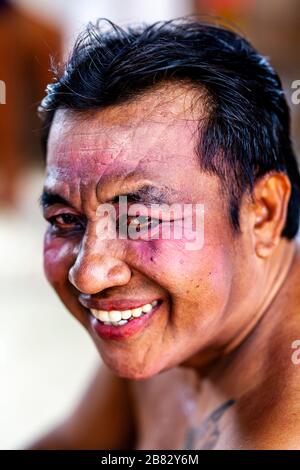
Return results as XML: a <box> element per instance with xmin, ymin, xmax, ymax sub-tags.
<box><xmin>87</xmin><ymin>300</ymin><xmax>162</xmax><ymax>341</ymax></box>
<box><xmin>79</xmin><ymin>297</ymin><xmax>159</xmax><ymax>312</ymax></box>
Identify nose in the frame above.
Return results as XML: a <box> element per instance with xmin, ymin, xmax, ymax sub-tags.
<box><xmin>68</xmin><ymin>238</ymin><xmax>131</xmax><ymax>295</ymax></box>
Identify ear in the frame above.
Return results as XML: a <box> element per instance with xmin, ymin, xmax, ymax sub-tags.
<box><xmin>250</xmin><ymin>172</ymin><xmax>292</xmax><ymax>258</ymax></box>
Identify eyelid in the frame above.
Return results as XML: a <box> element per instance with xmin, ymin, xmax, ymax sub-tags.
<box><xmin>126</xmin><ymin>209</ymin><xmax>176</xmax><ymax>221</ymax></box>
<box><xmin>48</xmin><ymin>213</ymin><xmax>84</xmax><ymax>233</ymax></box>
<box><xmin>129</xmin><ymin>215</ymin><xmax>161</xmax><ymax>224</ymax></box>
<box><xmin>46</xmin><ymin>209</ymin><xmax>84</xmax><ymax>227</ymax></box>
<box><xmin>43</xmin><ymin>205</ymin><xmax>80</xmax><ymax>218</ymax></box>
<box><xmin>50</xmin><ymin>213</ymin><xmax>79</xmax><ymax>223</ymax></box>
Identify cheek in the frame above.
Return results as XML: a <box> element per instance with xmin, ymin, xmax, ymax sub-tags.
<box><xmin>43</xmin><ymin>232</ymin><xmax>77</xmax><ymax>288</ymax></box>
<box><xmin>130</xmin><ymin>237</ymin><xmax>234</xmax><ymax>310</ymax></box>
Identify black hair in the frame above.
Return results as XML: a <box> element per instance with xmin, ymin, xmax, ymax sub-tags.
<box><xmin>39</xmin><ymin>16</ymin><xmax>300</xmax><ymax>239</ymax></box>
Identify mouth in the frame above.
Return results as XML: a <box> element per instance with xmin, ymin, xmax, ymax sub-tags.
<box><xmin>90</xmin><ymin>299</ymin><xmax>159</xmax><ymax>325</ymax></box>
<box><xmin>83</xmin><ymin>299</ymin><xmax>162</xmax><ymax>340</ymax></box>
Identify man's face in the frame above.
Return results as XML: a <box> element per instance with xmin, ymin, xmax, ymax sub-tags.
<box><xmin>42</xmin><ymin>84</ymin><xmax>255</xmax><ymax>379</ymax></box>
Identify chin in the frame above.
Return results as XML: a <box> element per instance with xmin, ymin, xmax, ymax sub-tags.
<box><xmin>100</xmin><ymin>354</ymin><xmax>169</xmax><ymax>381</ymax></box>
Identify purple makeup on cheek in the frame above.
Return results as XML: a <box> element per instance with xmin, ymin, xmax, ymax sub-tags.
<box><xmin>128</xmin><ymin>238</ymin><xmax>184</xmax><ymax>274</ymax></box>
<box><xmin>126</xmin><ymin>239</ymin><xmax>157</xmax><ymax>262</ymax></box>
<box><xmin>43</xmin><ymin>234</ymin><xmax>76</xmax><ymax>285</ymax></box>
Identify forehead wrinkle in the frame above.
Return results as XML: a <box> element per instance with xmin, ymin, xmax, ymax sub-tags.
<box><xmin>47</xmin><ymin>90</ymin><xmax>204</xmax><ymax>198</ymax></box>
<box><xmin>51</xmin><ymin>111</ymin><xmax>198</xmax><ymax>154</ymax></box>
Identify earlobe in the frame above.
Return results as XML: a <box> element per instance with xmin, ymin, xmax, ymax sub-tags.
<box><xmin>255</xmin><ymin>240</ymin><xmax>276</xmax><ymax>258</ymax></box>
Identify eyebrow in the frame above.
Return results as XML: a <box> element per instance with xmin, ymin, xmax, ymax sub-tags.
<box><xmin>39</xmin><ymin>184</ymin><xmax>179</xmax><ymax>210</ymax></box>
<box><xmin>110</xmin><ymin>185</ymin><xmax>175</xmax><ymax>205</ymax></box>
<box><xmin>39</xmin><ymin>191</ymin><xmax>73</xmax><ymax>209</ymax></box>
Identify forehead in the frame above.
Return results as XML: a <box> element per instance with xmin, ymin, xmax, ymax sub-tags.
<box><xmin>46</xmin><ymin>83</ymin><xmax>207</xmax><ymax>197</ymax></box>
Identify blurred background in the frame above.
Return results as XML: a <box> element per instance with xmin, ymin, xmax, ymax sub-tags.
<box><xmin>0</xmin><ymin>0</ymin><xmax>299</xmax><ymax>449</ymax></box>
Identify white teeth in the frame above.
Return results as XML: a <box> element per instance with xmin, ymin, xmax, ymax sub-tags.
<box><xmin>131</xmin><ymin>307</ymin><xmax>143</xmax><ymax>318</ymax></box>
<box><xmin>91</xmin><ymin>309</ymin><xmax>110</xmax><ymax>321</ymax></box>
<box><xmin>121</xmin><ymin>310</ymin><xmax>132</xmax><ymax>320</ymax></box>
<box><xmin>142</xmin><ymin>303</ymin><xmax>152</xmax><ymax>313</ymax></box>
<box><xmin>99</xmin><ymin>310</ymin><xmax>110</xmax><ymax>322</ymax></box>
<box><xmin>90</xmin><ymin>300</ymin><xmax>159</xmax><ymax>326</ymax></box>
<box><xmin>109</xmin><ymin>310</ymin><xmax>122</xmax><ymax>322</ymax></box>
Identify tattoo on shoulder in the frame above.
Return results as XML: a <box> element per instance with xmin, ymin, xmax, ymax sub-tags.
<box><xmin>184</xmin><ymin>398</ymin><xmax>235</xmax><ymax>450</ymax></box>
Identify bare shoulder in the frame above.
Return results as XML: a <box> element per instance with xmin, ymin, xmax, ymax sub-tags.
<box><xmin>27</xmin><ymin>364</ymin><xmax>199</xmax><ymax>450</ymax></box>
<box><xmin>229</xmin><ymin>375</ymin><xmax>300</xmax><ymax>450</ymax></box>
<box><xmin>27</xmin><ymin>362</ymin><xmax>136</xmax><ymax>449</ymax></box>
<box><xmin>64</xmin><ymin>362</ymin><xmax>137</xmax><ymax>449</ymax></box>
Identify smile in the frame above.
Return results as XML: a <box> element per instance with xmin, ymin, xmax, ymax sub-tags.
<box><xmin>90</xmin><ymin>300</ymin><xmax>158</xmax><ymax>326</ymax></box>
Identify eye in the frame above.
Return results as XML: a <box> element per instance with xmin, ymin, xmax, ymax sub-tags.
<box><xmin>128</xmin><ymin>215</ymin><xmax>161</xmax><ymax>232</ymax></box>
<box><xmin>48</xmin><ymin>213</ymin><xmax>83</xmax><ymax>232</ymax></box>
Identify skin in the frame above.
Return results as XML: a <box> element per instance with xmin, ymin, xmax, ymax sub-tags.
<box><xmin>30</xmin><ymin>82</ymin><xmax>300</xmax><ymax>449</ymax></box>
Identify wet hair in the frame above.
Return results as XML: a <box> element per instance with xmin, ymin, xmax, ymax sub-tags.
<box><xmin>39</xmin><ymin>17</ymin><xmax>300</xmax><ymax>239</ymax></box>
